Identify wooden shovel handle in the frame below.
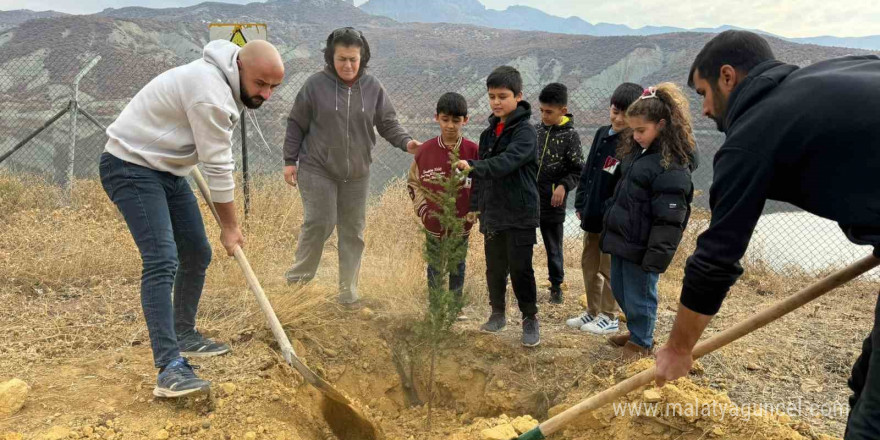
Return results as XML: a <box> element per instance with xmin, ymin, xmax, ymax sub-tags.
<box><xmin>191</xmin><ymin>168</ymin><xmax>361</xmax><ymax>403</ymax></box>
<box><xmin>189</xmin><ymin>168</ymin><xmax>297</xmax><ymax>360</ymax></box>
<box><xmin>528</xmin><ymin>254</ymin><xmax>880</xmax><ymax>438</ymax></box>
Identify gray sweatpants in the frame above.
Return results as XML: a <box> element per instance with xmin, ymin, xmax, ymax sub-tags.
<box><xmin>285</xmin><ymin>167</ymin><xmax>369</xmax><ymax>301</ymax></box>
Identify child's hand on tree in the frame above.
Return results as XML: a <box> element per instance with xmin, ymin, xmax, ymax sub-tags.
<box><xmin>455</xmin><ymin>160</ymin><xmax>471</xmax><ymax>171</ymax></box>
<box><xmin>551</xmin><ymin>185</ymin><xmax>566</xmax><ymax>207</ymax></box>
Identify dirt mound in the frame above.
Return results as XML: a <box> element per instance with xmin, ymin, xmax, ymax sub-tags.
<box><xmin>530</xmin><ymin>358</ymin><xmax>838</xmax><ymax>440</ymax></box>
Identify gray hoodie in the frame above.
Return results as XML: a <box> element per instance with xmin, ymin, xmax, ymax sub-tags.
<box><xmin>105</xmin><ymin>40</ymin><xmax>243</xmax><ymax>203</ymax></box>
<box><xmin>283</xmin><ymin>66</ymin><xmax>412</xmax><ymax>181</ymax></box>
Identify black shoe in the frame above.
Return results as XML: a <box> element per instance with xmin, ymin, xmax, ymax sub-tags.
<box><xmin>178</xmin><ymin>330</ymin><xmax>230</xmax><ymax>358</ymax></box>
<box><xmin>522</xmin><ymin>317</ymin><xmax>540</xmax><ymax>347</ymax></box>
<box><xmin>549</xmin><ymin>286</ymin><xmax>563</xmax><ymax>304</ymax></box>
<box><xmin>153</xmin><ymin>357</ymin><xmax>210</xmax><ymax>398</ymax></box>
<box><xmin>480</xmin><ymin>312</ymin><xmax>507</xmax><ymax>333</ymax></box>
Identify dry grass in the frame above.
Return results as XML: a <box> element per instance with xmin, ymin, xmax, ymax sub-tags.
<box><xmin>0</xmin><ymin>173</ymin><xmax>859</xmax><ymax>354</ymax></box>
<box><xmin>0</xmin><ymin>175</ymin><xmax>473</xmax><ymax>366</ymax></box>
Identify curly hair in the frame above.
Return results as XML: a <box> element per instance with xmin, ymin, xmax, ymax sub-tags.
<box><xmin>616</xmin><ymin>82</ymin><xmax>696</xmax><ymax>168</ymax></box>
<box><xmin>323</xmin><ymin>27</ymin><xmax>371</xmax><ymax>72</ymax></box>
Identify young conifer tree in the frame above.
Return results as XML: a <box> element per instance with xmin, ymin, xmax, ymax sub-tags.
<box><xmin>418</xmin><ymin>145</ymin><xmax>469</xmax><ymax>429</ymax></box>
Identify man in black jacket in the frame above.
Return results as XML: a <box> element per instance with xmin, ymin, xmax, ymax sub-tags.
<box><xmin>458</xmin><ymin>66</ymin><xmax>542</xmax><ymax>347</ymax></box>
<box><xmin>654</xmin><ymin>30</ymin><xmax>880</xmax><ymax>440</ymax></box>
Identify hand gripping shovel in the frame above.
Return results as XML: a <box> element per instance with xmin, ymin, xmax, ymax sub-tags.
<box><xmin>191</xmin><ymin>167</ymin><xmax>382</xmax><ymax>440</ymax></box>
<box><xmin>518</xmin><ymin>254</ymin><xmax>880</xmax><ymax>440</ymax></box>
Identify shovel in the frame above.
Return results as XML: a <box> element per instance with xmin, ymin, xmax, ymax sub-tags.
<box><xmin>518</xmin><ymin>254</ymin><xmax>880</xmax><ymax>439</ymax></box>
<box><xmin>190</xmin><ymin>167</ymin><xmax>382</xmax><ymax>440</ymax></box>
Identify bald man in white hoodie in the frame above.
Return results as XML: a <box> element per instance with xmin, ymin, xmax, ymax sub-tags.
<box><xmin>99</xmin><ymin>40</ymin><xmax>284</xmax><ymax>398</ymax></box>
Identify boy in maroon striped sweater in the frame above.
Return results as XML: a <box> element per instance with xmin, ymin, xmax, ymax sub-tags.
<box><xmin>407</xmin><ymin>92</ymin><xmax>479</xmax><ymax>297</ymax></box>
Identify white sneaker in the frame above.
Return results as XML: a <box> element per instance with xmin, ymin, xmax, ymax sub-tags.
<box><xmin>580</xmin><ymin>313</ymin><xmax>619</xmax><ymax>335</ymax></box>
<box><xmin>565</xmin><ymin>312</ymin><xmax>596</xmax><ymax>329</ymax></box>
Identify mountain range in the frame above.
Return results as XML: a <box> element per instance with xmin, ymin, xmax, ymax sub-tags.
<box><xmin>1</xmin><ymin>0</ymin><xmax>874</xmax><ymax>134</ymax></box>
<box><xmin>359</xmin><ymin>0</ymin><xmax>880</xmax><ymax>50</ymax></box>
<box><xmin>0</xmin><ymin>0</ymin><xmax>875</xmax><ymax>208</ymax></box>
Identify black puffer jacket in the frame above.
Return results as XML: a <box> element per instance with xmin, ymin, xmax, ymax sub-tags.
<box><xmin>535</xmin><ymin>115</ymin><xmax>584</xmax><ymax>223</ymax></box>
<box><xmin>575</xmin><ymin>125</ymin><xmax>623</xmax><ymax>233</ymax></box>
<box><xmin>600</xmin><ymin>141</ymin><xmax>697</xmax><ymax>273</ymax></box>
<box><xmin>681</xmin><ymin>56</ymin><xmax>880</xmax><ymax>317</ymax></box>
<box><xmin>469</xmin><ymin>101</ymin><xmax>540</xmax><ymax>234</ymax></box>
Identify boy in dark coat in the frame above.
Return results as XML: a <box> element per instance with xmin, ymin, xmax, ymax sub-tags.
<box><xmin>456</xmin><ymin>66</ymin><xmax>541</xmax><ymax>347</ymax></box>
<box><xmin>535</xmin><ymin>83</ymin><xmax>584</xmax><ymax>304</ymax></box>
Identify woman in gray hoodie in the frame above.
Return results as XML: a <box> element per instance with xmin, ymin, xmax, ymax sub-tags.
<box><xmin>282</xmin><ymin>27</ymin><xmax>420</xmax><ymax>304</ymax></box>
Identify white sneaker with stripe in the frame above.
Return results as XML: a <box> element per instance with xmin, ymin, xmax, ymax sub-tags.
<box><xmin>580</xmin><ymin>313</ymin><xmax>619</xmax><ymax>335</ymax></box>
<box><xmin>565</xmin><ymin>312</ymin><xmax>596</xmax><ymax>329</ymax></box>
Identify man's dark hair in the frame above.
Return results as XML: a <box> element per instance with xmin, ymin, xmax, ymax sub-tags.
<box><xmin>538</xmin><ymin>83</ymin><xmax>567</xmax><ymax>106</ymax></box>
<box><xmin>323</xmin><ymin>27</ymin><xmax>371</xmax><ymax>72</ymax></box>
<box><xmin>486</xmin><ymin>66</ymin><xmax>523</xmax><ymax>96</ymax></box>
<box><xmin>436</xmin><ymin>92</ymin><xmax>468</xmax><ymax>118</ymax></box>
<box><xmin>688</xmin><ymin>30</ymin><xmax>775</xmax><ymax>88</ymax></box>
<box><xmin>610</xmin><ymin>82</ymin><xmax>643</xmax><ymax>111</ymax></box>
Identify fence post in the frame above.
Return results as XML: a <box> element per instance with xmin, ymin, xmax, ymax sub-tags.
<box><xmin>62</xmin><ymin>55</ymin><xmax>101</xmax><ymax>205</ymax></box>
<box><xmin>241</xmin><ymin>109</ymin><xmax>250</xmax><ymax>221</ymax></box>
<box><xmin>63</xmin><ymin>98</ymin><xmax>78</xmax><ymax>205</ymax></box>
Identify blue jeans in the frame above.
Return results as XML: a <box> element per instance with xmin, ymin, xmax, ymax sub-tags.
<box><xmin>99</xmin><ymin>153</ymin><xmax>212</xmax><ymax>368</ymax></box>
<box><xmin>610</xmin><ymin>255</ymin><xmax>659</xmax><ymax>349</ymax></box>
<box><xmin>426</xmin><ymin>234</ymin><xmax>468</xmax><ymax>297</ymax></box>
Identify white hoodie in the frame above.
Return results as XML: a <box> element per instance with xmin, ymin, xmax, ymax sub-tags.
<box><xmin>104</xmin><ymin>40</ymin><xmax>244</xmax><ymax>203</ymax></box>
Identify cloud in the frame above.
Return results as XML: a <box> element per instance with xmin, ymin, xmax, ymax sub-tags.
<box><xmin>2</xmin><ymin>0</ymin><xmax>877</xmax><ymax>38</ymax></box>
<box><xmin>0</xmin><ymin>0</ymin><xmax>253</xmax><ymax>14</ymax></box>
<box><xmin>480</xmin><ymin>0</ymin><xmax>880</xmax><ymax>38</ymax></box>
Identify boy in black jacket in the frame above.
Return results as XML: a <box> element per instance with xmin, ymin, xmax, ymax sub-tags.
<box><xmin>568</xmin><ymin>82</ymin><xmax>643</xmax><ymax>334</ymax></box>
<box><xmin>535</xmin><ymin>83</ymin><xmax>584</xmax><ymax>304</ymax></box>
<box><xmin>457</xmin><ymin>66</ymin><xmax>541</xmax><ymax>347</ymax></box>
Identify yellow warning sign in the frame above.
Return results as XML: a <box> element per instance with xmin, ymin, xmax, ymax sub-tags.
<box><xmin>208</xmin><ymin>23</ymin><xmax>268</xmax><ymax>47</ymax></box>
<box><xmin>230</xmin><ymin>29</ymin><xmax>247</xmax><ymax>47</ymax></box>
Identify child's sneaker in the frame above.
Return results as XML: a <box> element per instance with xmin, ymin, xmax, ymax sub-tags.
<box><xmin>565</xmin><ymin>311</ymin><xmax>596</xmax><ymax>329</ymax></box>
<box><xmin>178</xmin><ymin>330</ymin><xmax>230</xmax><ymax>358</ymax></box>
<box><xmin>153</xmin><ymin>357</ymin><xmax>210</xmax><ymax>398</ymax></box>
<box><xmin>480</xmin><ymin>312</ymin><xmax>507</xmax><ymax>333</ymax></box>
<box><xmin>580</xmin><ymin>313</ymin><xmax>619</xmax><ymax>335</ymax></box>
<box><xmin>549</xmin><ymin>285</ymin><xmax>563</xmax><ymax>304</ymax></box>
<box><xmin>522</xmin><ymin>317</ymin><xmax>540</xmax><ymax>347</ymax></box>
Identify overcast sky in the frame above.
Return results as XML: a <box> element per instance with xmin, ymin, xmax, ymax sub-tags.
<box><xmin>1</xmin><ymin>0</ymin><xmax>877</xmax><ymax>38</ymax></box>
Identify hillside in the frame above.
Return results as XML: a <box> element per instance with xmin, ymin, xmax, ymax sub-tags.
<box><xmin>0</xmin><ymin>9</ymin><xmax>67</xmax><ymax>31</ymax></box>
<box><xmin>359</xmin><ymin>0</ymin><xmax>880</xmax><ymax>50</ymax></box>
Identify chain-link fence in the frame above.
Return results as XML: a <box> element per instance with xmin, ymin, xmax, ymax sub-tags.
<box><xmin>1</xmin><ymin>43</ymin><xmax>875</xmax><ymax>278</ymax></box>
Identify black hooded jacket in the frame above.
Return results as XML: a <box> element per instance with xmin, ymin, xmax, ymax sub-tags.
<box><xmin>468</xmin><ymin>101</ymin><xmax>540</xmax><ymax>234</ymax></box>
<box><xmin>681</xmin><ymin>55</ymin><xmax>880</xmax><ymax>316</ymax></box>
<box><xmin>535</xmin><ymin>115</ymin><xmax>584</xmax><ymax>223</ymax></box>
